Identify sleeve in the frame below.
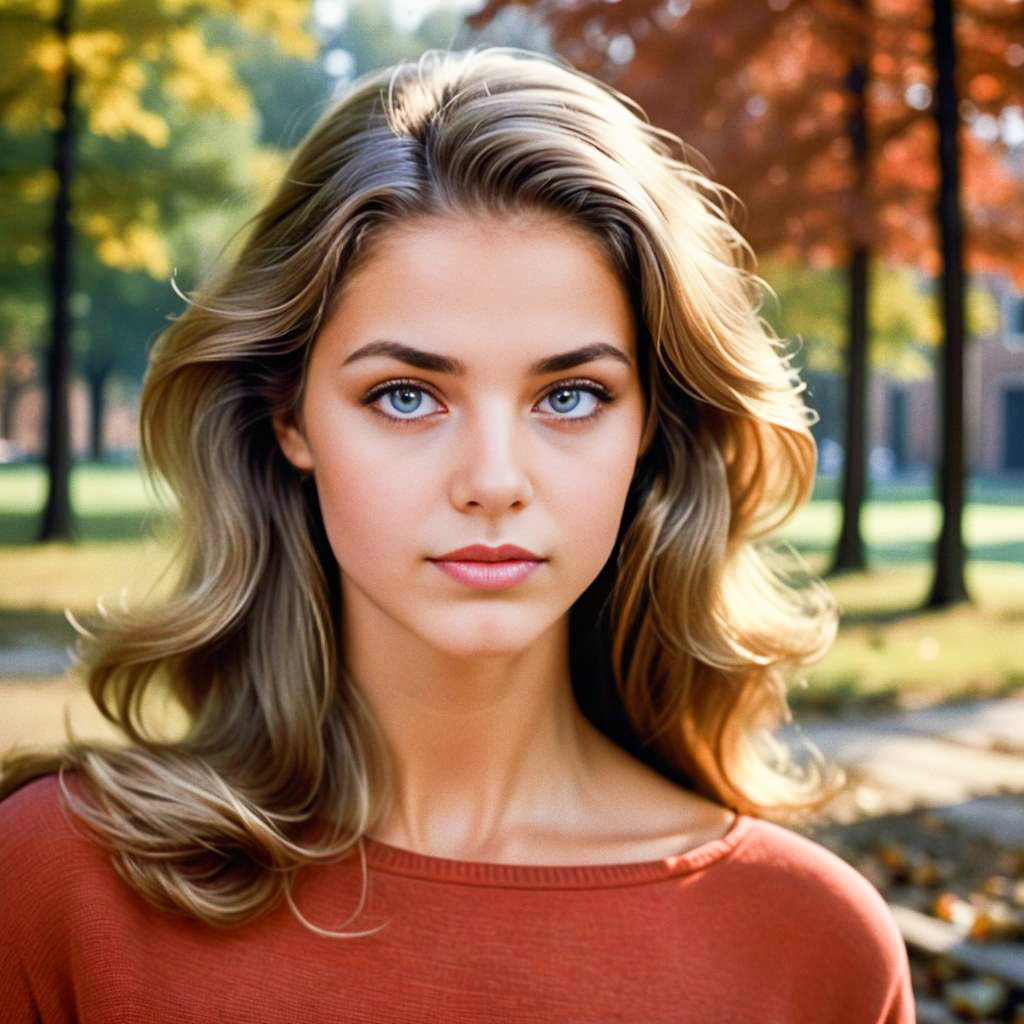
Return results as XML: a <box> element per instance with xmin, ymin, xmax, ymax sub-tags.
<box><xmin>873</xmin><ymin>903</ymin><xmax>916</xmax><ymax>1024</ymax></box>
<box><xmin>879</xmin><ymin>951</ymin><xmax>915</xmax><ymax>1024</ymax></box>
<box><xmin>0</xmin><ymin>945</ymin><xmax>39</xmax><ymax>1024</ymax></box>
<box><xmin>743</xmin><ymin>820</ymin><xmax>918</xmax><ymax>1024</ymax></box>
<box><xmin>0</xmin><ymin>777</ymin><xmax>70</xmax><ymax>1024</ymax></box>
<box><xmin>822</xmin><ymin>852</ymin><xmax>917</xmax><ymax>1024</ymax></box>
<box><xmin>826</xmin><ymin>850</ymin><xmax>918</xmax><ymax>1024</ymax></box>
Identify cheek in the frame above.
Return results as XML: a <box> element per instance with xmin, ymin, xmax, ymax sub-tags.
<box><xmin>309</xmin><ymin>441</ymin><xmax>429</xmax><ymax>571</ymax></box>
<box><xmin>549</xmin><ymin>446</ymin><xmax>636</xmax><ymax>559</ymax></box>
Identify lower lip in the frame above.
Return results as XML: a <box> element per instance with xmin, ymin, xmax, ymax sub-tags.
<box><xmin>430</xmin><ymin>559</ymin><xmax>543</xmax><ymax>591</ymax></box>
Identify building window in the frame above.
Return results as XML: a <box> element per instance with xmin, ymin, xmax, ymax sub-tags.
<box><xmin>1005</xmin><ymin>388</ymin><xmax>1024</xmax><ymax>472</ymax></box>
<box><xmin>1012</xmin><ymin>298</ymin><xmax>1024</xmax><ymax>337</ymax></box>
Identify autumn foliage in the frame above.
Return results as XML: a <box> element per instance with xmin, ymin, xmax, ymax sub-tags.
<box><xmin>1</xmin><ymin>0</ymin><xmax>315</xmax><ymax>277</ymax></box>
<box><xmin>472</xmin><ymin>0</ymin><xmax>1024</xmax><ymax>286</ymax></box>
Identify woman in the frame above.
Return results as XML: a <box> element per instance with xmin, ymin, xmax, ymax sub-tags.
<box><xmin>1</xmin><ymin>47</ymin><xmax>914</xmax><ymax>1022</ymax></box>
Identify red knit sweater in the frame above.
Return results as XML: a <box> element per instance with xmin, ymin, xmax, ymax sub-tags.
<box><xmin>1</xmin><ymin>775</ymin><xmax>914</xmax><ymax>1023</ymax></box>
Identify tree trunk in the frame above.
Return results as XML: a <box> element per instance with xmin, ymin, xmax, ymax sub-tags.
<box><xmin>926</xmin><ymin>0</ymin><xmax>970</xmax><ymax>607</ymax></box>
<box><xmin>39</xmin><ymin>0</ymin><xmax>76</xmax><ymax>541</ymax></box>
<box><xmin>1</xmin><ymin>377</ymin><xmax>29</xmax><ymax>441</ymax></box>
<box><xmin>829</xmin><ymin>2</ymin><xmax>871</xmax><ymax>575</ymax></box>
<box><xmin>87</xmin><ymin>366</ymin><xmax>110</xmax><ymax>462</ymax></box>
<box><xmin>831</xmin><ymin>245</ymin><xmax>869</xmax><ymax>573</ymax></box>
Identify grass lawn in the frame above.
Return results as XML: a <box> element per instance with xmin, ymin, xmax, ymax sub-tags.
<box><xmin>0</xmin><ymin>462</ymin><xmax>1022</xmax><ymax>751</ymax></box>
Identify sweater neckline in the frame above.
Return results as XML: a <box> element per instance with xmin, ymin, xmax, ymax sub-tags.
<box><xmin>359</xmin><ymin>811</ymin><xmax>752</xmax><ymax>889</ymax></box>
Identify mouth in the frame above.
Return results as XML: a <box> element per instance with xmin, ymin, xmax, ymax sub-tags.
<box><xmin>430</xmin><ymin>543</ymin><xmax>544</xmax><ymax>563</ymax></box>
<box><xmin>428</xmin><ymin>557</ymin><xmax>544</xmax><ymax>592</ymax></box>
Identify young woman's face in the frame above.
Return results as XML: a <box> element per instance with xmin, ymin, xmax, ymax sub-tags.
<box><xmin>275</xmin><ymin>214</ymin><xmax>646</xmax><ymax>659</ymax></box>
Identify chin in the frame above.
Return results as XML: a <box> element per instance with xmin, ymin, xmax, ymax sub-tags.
<box><xmin>416</xmin><ymin>608</ymin><xmax>558</xmax><ymax>661</ymax></box>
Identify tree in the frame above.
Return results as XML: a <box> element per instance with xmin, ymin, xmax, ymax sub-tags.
<box><xmin>0</xmin><ymin>0</ymin><xmax>315</xmax><ymax>539</ymax></box>
<box><xmin>40</xmin><ymin>0</ymin><xmax>75</xmax><ymax>540</ymax></box>
<box><xmin>472</xmin><ymin>0</ymin><xmax>1024</xmax><ymax>599</ymax></box>
<box><xmin>928</xmin><ymin>0</ymin><xmax>968</xmax><ymax>606</ymax></box>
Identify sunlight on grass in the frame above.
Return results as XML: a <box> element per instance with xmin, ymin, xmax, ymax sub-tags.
<box><xmin>0</xmin><ymin>673</ymin><xmax>190</xmax><ymax>766</ymax></box>
<box><xmin>0</xmin><ymin>536</ymin><xmax>176</xmax><ymax>614</ymax></box>
<box><xmin>788</xmin><ymin>562</ymin><xmax>1024</xmax><ymax>715</ymax></box>
<box><xmin>2</xmin><ymin>464</ymin><xmax>1022</xmax><ymax>725</ymax></box>
<box><xmin>777</xmin><ymin>499</ymin><xmax>1024</xmax><ymax>550</ymax></box>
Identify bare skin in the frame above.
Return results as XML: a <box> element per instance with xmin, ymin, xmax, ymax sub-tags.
<box><xmin>274</xmin><ymin>212</ymin><xmax>734</xmax><ymax>865</ymax></box>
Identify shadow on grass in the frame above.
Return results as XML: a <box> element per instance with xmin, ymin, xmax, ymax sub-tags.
<box><xmin>802</xmin><ymin>540</ymin><xmax>1024</xmax><ymax>566</ymax></box>
<box><xmin>789</xmin><ymin>674</ymin><xmax>1024</xmax><ymax>721</ymax></box>
<box><xmin>0</xmin><ymin>608</ymin><xmax>79</xmax><ymax>649</ymax></box>
<box><xmin>789</xmin><ymin>678</ymin><xmax>906</xmax><ymax>719</ymax></box>
<box><xmin>809</xmin><ymin>474</ymin><xmax>1024</xmax><ymax>506</ymax></box>
<box><xmin>0</xmin><ymin>511</ymin><xmax>171</xmax><ymax>545</ymax></box>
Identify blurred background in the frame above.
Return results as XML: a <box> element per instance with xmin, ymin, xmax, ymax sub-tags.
<box><xmin>1</xmin><ymin>0</ymin><xmax>1023</xmax><ymax>1013</ymax></box>
<box><xmin>1</xmin><ymin>0</ymin><xmax>1021</xmax><ymax>724</ymax></box>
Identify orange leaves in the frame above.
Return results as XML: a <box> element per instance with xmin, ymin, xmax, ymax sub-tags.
<box><xmin>967</xmin><ymin>71</ymin><xmax>1003</xmax><ymax>102</ymax></box>
<box><xmin>474</xmin><ymin>0</ymin><xmax>1024</xmax><ymax>283</ymax></box>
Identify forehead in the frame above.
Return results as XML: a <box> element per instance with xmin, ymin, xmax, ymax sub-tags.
<box><xmin>315</xmin><ymin>214</ymin><xmax>638</xmax><ymax>369</ymax></box>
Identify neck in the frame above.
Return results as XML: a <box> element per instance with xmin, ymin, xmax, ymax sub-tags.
<box><xmin>343</xmin><ymin>603</ymin><xmax>607</xmax><ymax>861</ymax></box>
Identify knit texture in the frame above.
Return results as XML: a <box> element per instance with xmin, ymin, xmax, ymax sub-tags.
<box><xmin>1</xmin><ymin>774</ymin><xmax>914</xmax><ymax>1023</ymax></box>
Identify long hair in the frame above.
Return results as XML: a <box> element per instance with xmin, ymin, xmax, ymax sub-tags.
<box><xmin>2</xmin><ymin>46</ymin><xmax>842</xmax><ymax>932</ymax></box>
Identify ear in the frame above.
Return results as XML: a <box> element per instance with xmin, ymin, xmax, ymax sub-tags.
<box><xmin>272</xmin><ymin>413</ymin><xmax>315</xmax><ymax>471</ymax></box>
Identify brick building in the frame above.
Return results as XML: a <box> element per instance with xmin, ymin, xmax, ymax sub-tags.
<box><xmin>806</xmin><ymin>275</ymin><xmax>1024</xmax><ymax>479</ymax></box>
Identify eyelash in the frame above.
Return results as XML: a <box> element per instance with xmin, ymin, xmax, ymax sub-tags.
<box><xmin>360</xmin><ymin>377</ymin><xmax>616</xmax><ymax>428</ymax></box>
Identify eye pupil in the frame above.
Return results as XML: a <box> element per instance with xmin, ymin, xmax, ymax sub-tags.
<box><xmin>551</xmin><ymin>388</ymin><xmax>581</xmax><ymax>413</ymax></box>
<box><xmin>391</xmin><ymin>388</ymin><xmax>422</xmax><ymax>413</ymax></box>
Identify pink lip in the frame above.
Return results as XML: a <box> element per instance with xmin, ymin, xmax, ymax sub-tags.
<box><xmin>430</xmin><ymin>559</ymin><xmax>542</xmax><ymax>591</ymax></box>
<box><xmin>432</xmin><ymin>544</ymin><xmax>543</xmax><ymax>562</ymax></box>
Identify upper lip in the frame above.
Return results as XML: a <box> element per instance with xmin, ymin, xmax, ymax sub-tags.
<box><xmin>431</xmin><ymin>544</ymin><xmax>544</xmax><ymax>562</ymax></box>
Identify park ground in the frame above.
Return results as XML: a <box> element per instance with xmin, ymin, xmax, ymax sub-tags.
<box><xmin>0</xmin><ymin>462</ymin><xmax>1022</xmax><ymax>753</ymax></box>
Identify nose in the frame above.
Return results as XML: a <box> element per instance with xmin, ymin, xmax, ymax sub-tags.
<box><xmin>448</xmin><ymin>401</ymin><xmax>534</xmax><ymax>516</ymax></box>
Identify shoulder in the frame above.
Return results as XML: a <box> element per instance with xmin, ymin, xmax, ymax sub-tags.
<box><xmin>0</xmin><ymin>772</ymin><xmax>93</xmax><ymax>859</ymax></box>
<box><xmin>0</xmin><ymin>774</ymin><xmax>112</xmax><ymax>1017</ymax></box>
<box><xmin>1</xmin><ymin>771</ymin><xmax>71</xmax><ymax>832</ymax></box>
<box><xmin>0</xmin><ymin>773</ymin><xmax>122</xmax><ymax>931</ymax></box>
<box><xmin>718</xmin><ymin>815</ymin><xmax>913</xmax><ymax>1019</ymax></box>
<box><xmin>729</xmin><ymin>815</ymin><xmax>903</xmax><ymax>940</ymax></box>
<box><xmin>0</xmin><ymin>772</ymin><xmax>82</xmax><ymax>868</ymax></box>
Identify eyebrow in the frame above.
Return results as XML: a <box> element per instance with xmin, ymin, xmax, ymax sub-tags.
<box><xmin>341</xmin><ymin>340</ymin><xmax>633</xmax><ymax>376</ymax></box>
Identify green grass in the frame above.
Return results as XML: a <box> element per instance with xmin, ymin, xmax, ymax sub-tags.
<box><xmin>774</xmin><ymin>475</ymin><xmax>1024</xmax><ymax>714</ymax></box>
<box><xmin>1</xmin><ymin>462</ymin><xmax>1022</xmax><ymax>718</ymax></box>
<box><xmin>776</xmin><ymin>475</ymin><xmax>1024</xmax><ymax>564</ymax></box>
<box><xmin>0</xmin><ymin>462</ymin><xmax>177</xmax><ymax>646</ymax></box>
<box><xmin>790</xmin><ymin>562</ymin><xmax>1024</xmax><ymax>717</ymax></box>
<box><xmin>0</xmin><ymin>462</ymin><xmax>174</xmax><ymax>543</ymax></box>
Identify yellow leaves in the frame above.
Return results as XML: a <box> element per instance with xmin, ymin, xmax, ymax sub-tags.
<box><xmin>5</xmin><ymin>1</ymin><xmax>315</xmax><ymax>143</ymax></box>
<box><xmin>82</xmin><ymin>211</ymin><xmax>116</xmax><ymax>236</ymax></box>
<box><xmin>98</xmin><ymin>227</ymin><xmax>170</xmax><ymax>277</ymax></box>
<box><xmin>164</xmin><ymin>28</ymin><xmax>251</xmax><ymax>121</ymax></box>
<box><xmin>83</xmin><ymin>210</ymin><xmax>171</xmax><ymax>278</ymax></box>
<box><xmin>3</xmin><ymin>0</ymin><xmax>317</xmax><ymax>282</ymax></box>
<box><xmin>87</xmin><ymin>87</ymin><xmax>169</xmax><ymax>145</ymax></box>
<box><xmin>221</xmin><ymin>0</ymin><xmax>316</xmax><ymax>59</ymax></box>
<box><xmin>966</xmin><ymin>287</ymin><xmax>999</xmax><ymax>338</ymax></box>
<box><xmin>155</xmin><ymin>0</ymin><xmax>315</xmax><ymax>57</ymax></box>
<box><xmin>70</xmin><ymin>44</ymin><xmax>170</xmax><ymax>144</ymax></box>
<box><xmin>68</xmin><ymin>29</ymin><xmax>124</xmax><ymax>74</ymax></box>
<box><xmin>19</xmin><ymin>170</ymin><xmax>56</xmax><ymax>202</ymax></box>
<box><xmin>35</xmin><ymin>36</ymin><xmax>65</xmax><ymax>75</ymax></box>
<box><xmin>247</xmin><ymin>147</ymin><xmax>289</xmax><ymax>196</ymax></box>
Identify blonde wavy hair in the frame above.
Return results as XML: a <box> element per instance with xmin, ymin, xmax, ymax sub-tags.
<box><xmin>2</xmin><ymin>46</ymin><xmax>842</xmax><ymax>933</ymax></box>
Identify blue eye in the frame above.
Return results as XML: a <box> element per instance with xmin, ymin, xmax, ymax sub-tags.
<box><xmin>362</xmin><ymin>379</ymin><xmax>614</xmax><ymax>427</ymax></box>
<box><xmin>539</xmin><ymin>386</ymin><xmax>602</xmax><ymax>418</ymax></box>
<box><xmin>385</xmin><ymin>386</ymin><xmax>439</xmax><ymax>418</ymax></box>
<box><xmin>365</xmin><ymin>384</ymin><xmax>442</xmax><ymax>422</ymax></box>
